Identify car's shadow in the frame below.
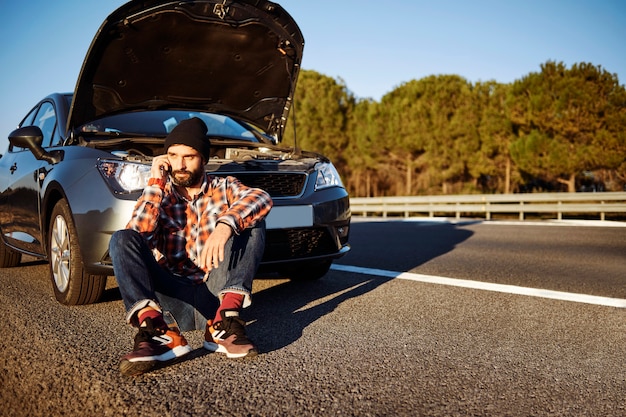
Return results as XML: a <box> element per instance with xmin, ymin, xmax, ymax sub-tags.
<box><xmin>98</xmin><ymin>219</ymin><xmax>474</xmax><ymax>353</ymax></box>
<box><xmin>100</xmin><ymin>286</ymin><xmax>123</xmax><ymax>303</ymax></box>
<box><xmin>246</xmin><ymin>220</ymin><xmax>475</xmax><ymax>353</ymax></box>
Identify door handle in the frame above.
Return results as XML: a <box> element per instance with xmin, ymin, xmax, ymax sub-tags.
<box><xmin>9</xmin><ymin>163</ymin><xmax>17</xmax><ymax>174</ymax></box>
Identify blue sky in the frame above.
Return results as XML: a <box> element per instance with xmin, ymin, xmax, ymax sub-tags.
<box><xmin>1</xmin><ymin>0</ymin><xmax>624</xmax><ymax>144</ymax></box>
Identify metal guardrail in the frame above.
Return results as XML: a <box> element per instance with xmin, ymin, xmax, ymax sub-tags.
<box><xmin>350</xmin><ymin>192</ymin><xmax>626</xmax><ymax>221</ymax></box>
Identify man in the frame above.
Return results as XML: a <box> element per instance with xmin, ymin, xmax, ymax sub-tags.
<box><xmin>109</xmin><ymin>117</ymin><xmax>272</xmax><ymax>376</ymax></box>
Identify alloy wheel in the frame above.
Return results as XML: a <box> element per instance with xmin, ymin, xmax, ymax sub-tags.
<box><xmin>50</xmin><ymin>214</ymin><xmax>71</xmax><ymax>293</ymax></box>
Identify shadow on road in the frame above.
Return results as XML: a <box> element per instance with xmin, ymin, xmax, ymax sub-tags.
<box><xmin>248</xmin><ymin>220</ymin><xmax>474</xmax><ymax>353</ymax></box>
<box><xmin>95</xmin><ymin>220</ymin><xmax>473</xmax><ymax>353</ymax></box>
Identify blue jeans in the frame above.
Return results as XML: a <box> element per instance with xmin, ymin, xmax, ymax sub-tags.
<box><xmin>109</xmin><ymin>221</ymin><xmax>265</xmax><ymax>331</ymax></box>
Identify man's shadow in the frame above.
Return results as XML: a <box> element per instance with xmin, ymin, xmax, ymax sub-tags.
<box><xmin>246</xmin><ymin>220</ymin><xmax>474</xmax><ymax>353</ymax></box>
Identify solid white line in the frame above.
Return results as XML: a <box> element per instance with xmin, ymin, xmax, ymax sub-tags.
<box><xmin>330</xmin><ymin>264</ymin><xmax>626</xmax><ymax>308</ymax></box>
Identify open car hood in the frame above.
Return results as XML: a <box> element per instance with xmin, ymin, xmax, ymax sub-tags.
<box><xmin>69</xmin><ymin>0</ymin><xmax>303</xmax><ymax>140</ymax></box>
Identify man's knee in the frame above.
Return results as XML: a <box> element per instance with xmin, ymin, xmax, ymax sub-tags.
<box><xmin>109</xmin><ymin>229</ymin><xmax>142</xmax><ymax>255</ymax></box>
<box><xmin>233</xmin><ymin>221</ymin><xmax>265</xmax><ymax>257</ymax></box>
<box><xmin>247</xmin><ymin>220</ymin><xmax>266</xmax><ymax>248</ymax></box>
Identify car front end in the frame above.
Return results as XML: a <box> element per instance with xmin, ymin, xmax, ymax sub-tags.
<box><xmin>0</xmin><ymin>0</ymin><xmax>350</xmax><ymax>305</ymax></box>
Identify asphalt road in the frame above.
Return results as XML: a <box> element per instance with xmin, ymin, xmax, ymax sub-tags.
<box><xmin>1</xmin><ymin>218</ymin><xmax>625</xmax><ymax>416</ymax></box>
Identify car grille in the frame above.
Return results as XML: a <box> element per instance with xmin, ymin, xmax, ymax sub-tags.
<box><xmin>215</xmin><ymin>172</ymin><xmax>307</xmax><ymax>197</ymax></box>
<box><xmin>263</xmin><ymin>228</ymin><xmax>338</xmax><ymax>261</ymax></box>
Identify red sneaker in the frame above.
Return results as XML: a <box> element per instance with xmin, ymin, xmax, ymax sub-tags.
<box><xmin>120</xmin><ymin>317</ymin><xmax>192</xmax><ymax>376</ymax></box>
<box><xmin>203</xmin><ymin>311</ymin><xmax>258</xmax><ymax>359</ymax></box>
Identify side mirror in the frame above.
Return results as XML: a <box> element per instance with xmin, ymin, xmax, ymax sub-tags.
<box><xmin>8</xmin><ymin>126</ymin><xmax>61</xmax><ymax>164</ymax></box>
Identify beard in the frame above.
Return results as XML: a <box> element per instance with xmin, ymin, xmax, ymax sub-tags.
<box><xmin>170</xmin><ymin>167</ymin><xmax>204</xmax><ymax>188</ymax></box>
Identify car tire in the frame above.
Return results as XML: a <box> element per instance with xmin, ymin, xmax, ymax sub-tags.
<box><xmin>48</xmin><ymin>199</ymin><xmax>107</xmax><ymax>305</ymax></box>
<box><xmin>282</xmin><ymin>259</ymin><xmax>332</xmax><ymax>281</ymax></box>
<box><xmin>0</xmin><ymin>238</ymin><xmax>22</xmax><ymax>268</ymax></box>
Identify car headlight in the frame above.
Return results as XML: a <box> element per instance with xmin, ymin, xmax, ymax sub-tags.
<box><xmin>97</xmin><ymin>159</ymin><xmax>152</xmax><ymax>194</ymax></box>
<box><xmin>314</xmin><ymin>162</ymin><xmax>344</xmax><ymax>191</ymax></box>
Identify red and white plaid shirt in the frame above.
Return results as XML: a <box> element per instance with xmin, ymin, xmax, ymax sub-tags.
<box><xmin>126</xmin><ymin>174</ymin><xmax>272</xmax><ymax>282</ymax></box>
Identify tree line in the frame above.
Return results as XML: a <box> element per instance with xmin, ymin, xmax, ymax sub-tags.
<box><xmin>284</xmin><ymin>61</ymin><xmax>626</xmax><ymax>196</ymax></box>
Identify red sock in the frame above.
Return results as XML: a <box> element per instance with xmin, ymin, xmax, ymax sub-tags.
<box><xmin>137</xmin><ymin>307</ymin><xmax>166</xmax><ymax>329</ymax></box>
<box><xmin>214</xmin><ymin>292</ymin><xmax>244</xmax><ymax>323</ymax></box>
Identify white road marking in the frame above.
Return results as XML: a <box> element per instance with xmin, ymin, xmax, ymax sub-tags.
<box><xmin>331</xmin><ymin>264</ymin><xmax>626</xmax><ymax>308</ymax></box>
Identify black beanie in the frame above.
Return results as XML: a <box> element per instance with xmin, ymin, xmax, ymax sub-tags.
<box><xmin>164</xmin><ymin>117</ymin><xmax>211</xmax><ymax>160</ymax></box>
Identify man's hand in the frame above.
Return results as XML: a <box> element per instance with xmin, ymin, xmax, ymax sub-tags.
<box><xmin>151</xmin><ymin>155</ymin><xmax>171</xmax><ymax>180</ymax></box>
<box><xmin>200</xmin><ymin>222</ymin><xmax>233</xmax><ymax>274</ymax></box>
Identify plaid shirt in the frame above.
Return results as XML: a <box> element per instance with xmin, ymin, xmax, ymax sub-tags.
<box><xmin>126</xmin><ymin>174</ymin><xmax>272</xmax><ymax>282</ymax></box>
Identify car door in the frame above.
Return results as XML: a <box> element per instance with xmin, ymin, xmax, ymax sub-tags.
<box><xmin>0</xmin><ymin>101</ymin><xmax>58</xmax><ymax>255</ymax></box>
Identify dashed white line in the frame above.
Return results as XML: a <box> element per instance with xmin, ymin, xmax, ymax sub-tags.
<box><xmin>330</xmin><ymin>264</ymin><xmax>626</xmax><ymax>308</ymax></box>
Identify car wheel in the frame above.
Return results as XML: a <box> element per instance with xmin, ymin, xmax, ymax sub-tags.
<box><xmin>48</xmin><ymin>199</ymin><xmax>107</xmax><ymax>305</ymax></box>
<box><xmin>0</xmin><ymin>238</ymin><xmax>22</xmax><ymax>268</ymax></box>
<box><xmin>281</xmin><ymin>260</ymin><xmax>332</xmax><ymax>281</ymax></box>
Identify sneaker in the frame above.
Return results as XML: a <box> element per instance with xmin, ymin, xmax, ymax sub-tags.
<box><xmin>203</xmin><ymin>311</ymin><xmax>258</xmax><ymax>359</ymax></box>
<box><xmin>119</xmin><ymin>317</ymin><xmax>192</xmax><ymax>376</ymax></box>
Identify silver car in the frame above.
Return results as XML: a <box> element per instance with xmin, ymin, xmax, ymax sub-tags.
<box><xmin>0</xmin><ymin>0</ymin><xmax>350</xmax><ymax>305</ymax></box>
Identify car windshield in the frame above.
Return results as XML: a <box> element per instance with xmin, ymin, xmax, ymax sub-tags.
<box><xmin>80</xmin><ymin>110</ymin><xmax>265</xmax><ymax>142</ymax></box>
